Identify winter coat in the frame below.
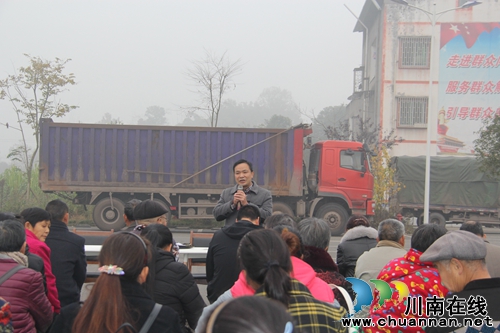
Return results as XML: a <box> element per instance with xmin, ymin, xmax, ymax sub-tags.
<box><xmin>50</xmin><ymin>279</ymin><xmax>183</xmax><ymax>333</ymax></box>
<box><xmin>354</xmin><ymin>240</ymin><xmax>407</xmax><ymax>282</ymax></box>
<box><xmin>25</xmin><ymin>229</ymin><xmax>61</xmax><ymax>313</ymax></box>
<box><xmin>425</xmin><ymin>278</ymin><xmax>500</xmax><ymax>333</ymax></box>
<box><xmin>0</xmin><ymin>257</ymin><xmax>53</xmax><ymax>333</ymax></box>
<box><xmin>151</xmin><ymin>249</ymin><xmax>205</xmax><ymax>330</ymax></box>
<box><xmin>364</xmin><ymin>248</ymin><xmax>450</xmax><ymax>333</ymax></box>
<box><xmin>213</xmin><ymin>182</ymin><xmax>272</xmax><ymax>226</ymax></box>
<box><xmin>45</xmin><ymin>219</ymin><xmax>87</xmax><ymax>308</ymax></box>
<box><xmin>256</xmin><ymin>279</ymin><xmax>347</xmax><ymax>333</ymax></box>
<box><xmin>336</xmin><ymin>225</ymin><xmax>378</xmax><ymax>277</ymax></box>
<box><xmin>302</xmin><ymin>245</ymin><xmax>355</xmax><ymax>310</ymax></box>
<box><xmin>197</xmin><ymin>270</ymin><xmax>339</xmax><ymax>333</ymax></box>
<box><xmin>230</xmin><ymin>256</ymin><xmax>334</xmax><ymax>303</ymax></box>
<box><xmin>25</xmin><ymin>248</ymin><xmax>46</xmax><ymax>293</ymax></box>
<box><xmin>206</xmin><ymin>220</ymin><xmax>262</xmax><ymax>303</ymax></box>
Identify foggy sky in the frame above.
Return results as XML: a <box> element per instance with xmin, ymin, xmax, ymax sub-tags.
<box><xmin>0</xmin><ymin>0</ymin><xmax>366</xmax><ymax>163</ymax></box>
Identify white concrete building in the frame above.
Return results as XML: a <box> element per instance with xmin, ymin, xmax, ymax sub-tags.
<box><xmin>347</xmin><ymin>0</ymin><xmax>500</xmax><ymax>156</ymax></box>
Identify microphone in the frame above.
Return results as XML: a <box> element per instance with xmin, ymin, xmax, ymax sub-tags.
<box><xmin>237</xmin><ymin>185</ymin><xmax>243</xmax><ymax>209</ymax></box>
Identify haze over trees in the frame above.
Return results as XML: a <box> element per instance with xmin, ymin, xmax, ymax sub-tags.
<box><xmin>98</xmin><ymin>113</ymin><xmax>123</xmax><ymax>124</ymax></box>
<box><xmin>177</xmin><ymin>86</ymin><xmax>302</xmax><ymax>129</ymax></box>
<box><xmin>306</xmin><ymin>105</ymin><xmax>348</xmax><ymax>142</ymax></box>
<box><xmin>262</xmin><ymin>114</ymin><xmax>292</xmax><ymax>128</ymax></box>
<box><xmin>0</xmin><ymin>54</ymin><xmax>77</xmax><ymax>199</ymax></box>
<box><xmin>138</xmin><ymin>106</ymin><xmax>167</xmax><ymax>125</ymax></box>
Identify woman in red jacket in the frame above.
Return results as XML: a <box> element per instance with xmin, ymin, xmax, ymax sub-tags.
<box><xmin>0</xmin><ymin>219</ymin><xmax>53</xmax><ymax>333</ymax></box>
<box><xmin>21</xmin><ymin>207</ymin><xmax>61</xmax><ymax>314</ymax></box>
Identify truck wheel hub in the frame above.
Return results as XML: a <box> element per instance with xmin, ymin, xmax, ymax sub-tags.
<box><xmin>104</xmin><ymin>208</ymin><xmax>117</xmax><ymax>221</ymax></box>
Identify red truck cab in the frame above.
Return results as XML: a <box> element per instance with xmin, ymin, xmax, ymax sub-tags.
<box><xmin>307</xmin><ymin>140</ymin><xmax>375</xmax><ymax>234</ymax></box>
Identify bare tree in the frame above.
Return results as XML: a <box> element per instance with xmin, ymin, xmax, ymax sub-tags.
<box><xmin>0</xmin><ymin>54</ymin><xmax>77</xmax><ymax>199</ymax></box>
<box><xmin>186</xmin><ymin>49</ymin><xmax>242</xmax><ymax>127</ymax></box>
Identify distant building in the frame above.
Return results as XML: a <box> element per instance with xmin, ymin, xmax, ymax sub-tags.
<box><xmin>347</xmin><ymin>0</ymin><xmax>500</xmax><ymax>156</ymax></box>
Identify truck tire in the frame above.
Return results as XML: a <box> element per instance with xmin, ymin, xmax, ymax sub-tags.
<box><xmin>429</xmin><ymin>212</ymin><xmax>446</xmax><ymax>227</ymax></box>
<box><xmin>93</xmin><ymin>198</ymin><xmax>125</xmax><ymax>231</ymax></box>
<box><xmin>272</xmin><ymin>202</ymin><xmax>294</xmax><ymax>217</ymax></box>
<box><xmin>314</xmin><ymin>203</ymin><xmax>348</xmax><ymax>236</ymax></box>
<box><xmin>417</xmin><ymin>213</ymin><xmax>425</xmax><ymax>226</ymax></box>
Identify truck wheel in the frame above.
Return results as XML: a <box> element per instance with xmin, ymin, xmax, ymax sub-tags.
<box><xmin>93</xmin><ymin>198</ymin><xmax>125</xmax><ymax>231</ymax></box>
<box><xmin>315</xmin><ymin>203</ymin><xmax>348</xmax><ymax>236</ymax></box>
<box><xmin>153</xmin><ymin>199</ymin><xmax>172</xmax><ymax>224</ymax></box>
<box><xmin>429</xmin><ymin>212</ymin><xmax>446</xmax><ymax>227</ymax></box>
<box><xmin>417</xmin><ymin>213</ymin><xmax>425</xmax><ymax>226</ymax></box>
<box><xmin>272</xmin><ymin>202</ymin><xmax>294</xmax><ymax>217</ymax></box>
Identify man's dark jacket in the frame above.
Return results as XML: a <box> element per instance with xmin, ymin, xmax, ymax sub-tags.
<box><xmin>152</xmin><ymin>249</ymin><xmax>205</xmax><ymax>330</ymax></box>
<box><xmin>425</xmin><ymin>278</ymin><xmax>500</xmax><ymax>333</ymax></box>
<box><xmin>336</xmin><ymin>226</ymin><xmax>378</xmax><ymax>277</ymax></box>
<box><xmin>206</xmin><ymin>221</ymin><xmax>262</xmax><ymax>303</ymax></box>
<box><xmin>213</xmin><ymin>182</ymin><xmax>272</xmax><ymax>226</ymax></box>
<box><xmin>45</xmin><ymin>219</ymin><xmax>87</xmax><ymax>307</ymax></box>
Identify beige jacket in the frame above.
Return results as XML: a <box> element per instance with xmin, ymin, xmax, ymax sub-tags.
<box><xmin>354</xmin><ymin>240</ymin><xmax>407</xmax><ymax>282</ymax></box>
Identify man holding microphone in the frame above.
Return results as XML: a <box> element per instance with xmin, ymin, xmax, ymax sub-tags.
<box><xmin>213</xmin><ymin>159</ymin><xmax>273</xmax><ymax>226</ymax></box>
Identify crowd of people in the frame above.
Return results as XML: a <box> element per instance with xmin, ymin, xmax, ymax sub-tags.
<box><xmin>0</xmin><ymin>159</ymin><xmax>499</xmax><ymax>333</ymax></box>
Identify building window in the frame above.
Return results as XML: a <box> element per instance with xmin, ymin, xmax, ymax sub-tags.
<box><xmin>397</xmin><ymin>97</ymin><xmax>428</xmax><ymax>127</ymax></box>
<box><xmin>399</xmin><ymin>36</ymin><xmax>431</xmax><ymax>68</ymax></box>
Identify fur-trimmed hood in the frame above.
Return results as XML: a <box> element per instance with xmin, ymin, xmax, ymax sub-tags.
<box><xmin>340</xmin><ymin>225</ymin><xmax>378</xmax><ymax>243</ymax></box>
<box><xmin>303</xmin><ymin>245</ymin><xmax>338</xmax><ymax>272</ymax></box>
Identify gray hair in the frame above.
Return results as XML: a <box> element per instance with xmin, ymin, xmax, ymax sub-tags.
<box><xmin>0</xmin><ymin>219</ymin><xmax>26</xmax><ymax>252</ymax></box>
<box><xmin>438</xmin><ymin>258</ymin><xmax>486</xmax><ymax>272</ymax></box>
<box><xmin>377</xmin><ymin>219</ymin><xmax>405</xmax><ymax>242</ymax></box>
<box><xmin>264</xmin><ymin>214</ymin><xmax>297</xmax><ymax>230</ymax></box>
<box><xmin>297</xmin><ymin>217</ymin><xmax>330</xmax><ymax>249</ymax></box>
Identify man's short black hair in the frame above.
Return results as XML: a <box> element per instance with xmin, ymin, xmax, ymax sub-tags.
<box><xmin>124</xmin><ymin>199</ymin><xmax>142</xmax><ymax>221</ymax></box>
<box><xmin>460</xmin><ymin>220</ymin><xmax>484</xmax><ymax>237</ymax></box>
<box><xmin>411</xmin><ymin>223</ymin><xmax>447</xmax><ymax>253</ymax></box>
<box><xmin>233</xmin><ymin>159</ymin><xmax>253</xmax><ymax>172</ymax></box>
<box><xmin>237</xmin><ymin>205</ymin><xmax>260</xmax><ymax>222</ymax></box>
<box><xmin>45</xmin><ymin>199</ymin><xmax>69</xmax><ymax>221</ymax></box>
<box><xmin>20</xmin><ymin>208</ymin><xmax>51</xmax><ymax>227</ymax></box>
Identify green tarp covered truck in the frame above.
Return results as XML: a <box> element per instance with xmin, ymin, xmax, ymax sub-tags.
<box><xmin>393</xmin><ymin>156</ymin><xmax>500</xmax><ymax>226</ymax></box>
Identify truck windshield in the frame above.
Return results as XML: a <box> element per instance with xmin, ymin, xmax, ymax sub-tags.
<box><xmin>340</xmin><ymin>150</ymin><xmax>368</xmax><ymax>172</ymax></box>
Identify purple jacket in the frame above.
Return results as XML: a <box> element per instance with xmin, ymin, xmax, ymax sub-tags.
<box><xmin>0</xmin><ymin>258</ymin><xmax>53</xmax><ymax>333</ymax></box>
